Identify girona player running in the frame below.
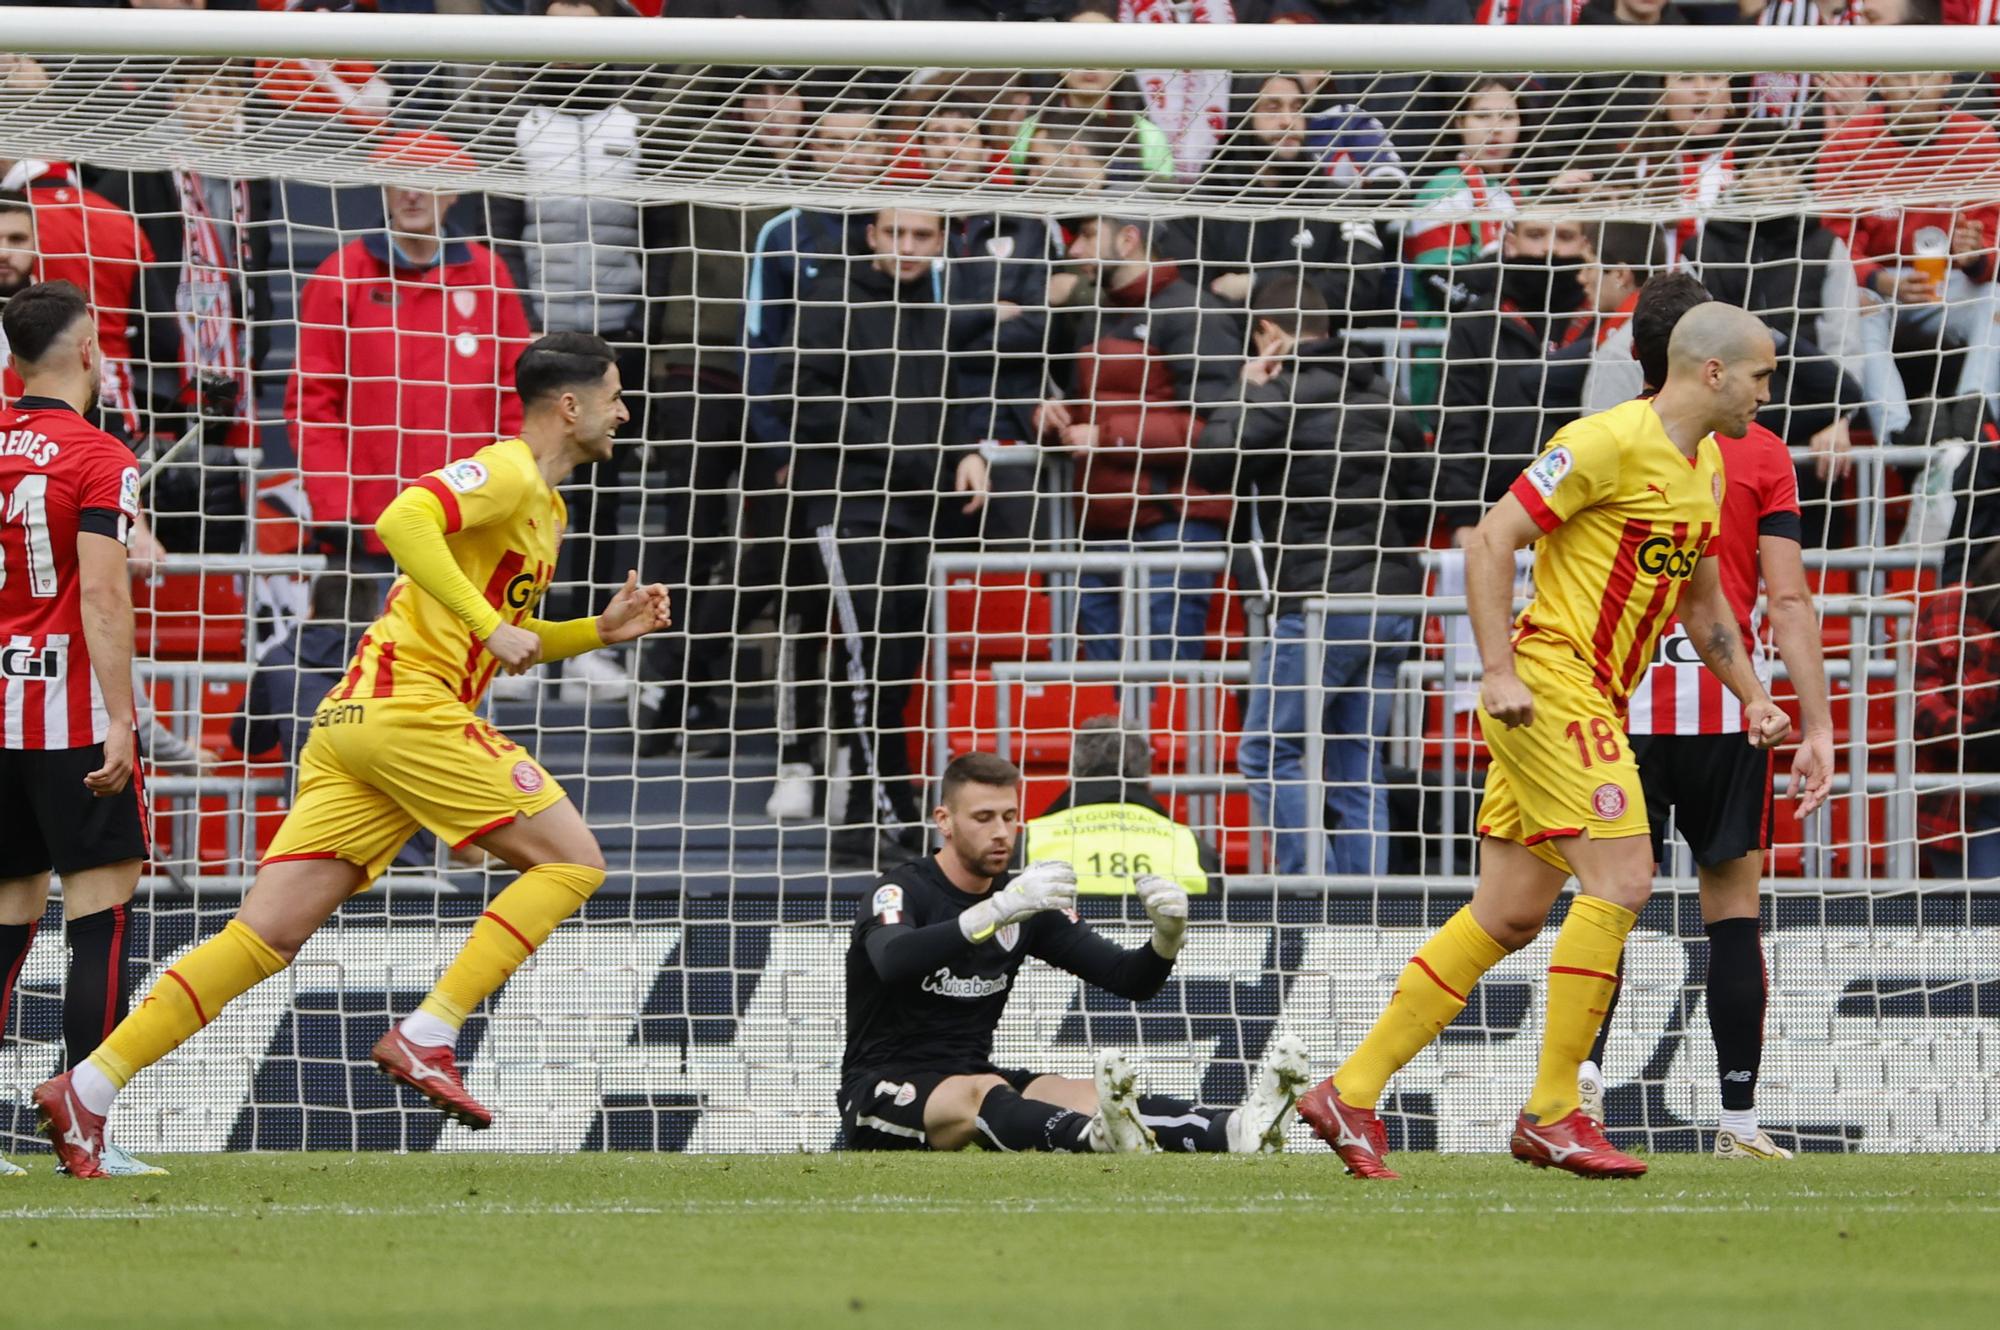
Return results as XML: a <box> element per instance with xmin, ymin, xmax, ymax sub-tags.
<box><xmin>1296</xmin><ymin>302</ymin><xmax>1792</xmax><ymax>1180</ymax></box>
<box><xmin>0</xmin><ymin>281</ymin><xmax>161</xmax><ymax>1178</ymax></box>
<box><xmin>37</xmin><ymin>332</ymin><xmax>671</xmax><ymax>1177</ymax></box>
<box><xmin>1579</xmin><ymin>273</ymin><xmax>1835</xmax><ymax>1162</ymax></box>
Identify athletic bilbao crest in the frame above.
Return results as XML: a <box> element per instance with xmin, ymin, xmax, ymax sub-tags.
<box><xmin>995</xmin><ymin>923</ymin><xmax>1021</xmax><ymax>952</ymax></box>
<box><xmin>453</xmin><ymin>290</ymin><xmax>478</xmax><ymax>318</ymax></box>
<box><xmin>1592</xmin><ymin>783</ymin><xmax>1628</xmax><ymax>819</ymax></box>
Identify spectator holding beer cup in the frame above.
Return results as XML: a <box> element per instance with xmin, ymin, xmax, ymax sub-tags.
<box><xmin>1818</xmin><ymin>68</ymin><xmax>2000</xmax><ymax>443</ymax></box>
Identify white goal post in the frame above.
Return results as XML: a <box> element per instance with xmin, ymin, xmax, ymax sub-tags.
<box><xmin>0</xmin><ymin>11</ymin><xmax>1993</xmax><ymax>1157</ymax></box>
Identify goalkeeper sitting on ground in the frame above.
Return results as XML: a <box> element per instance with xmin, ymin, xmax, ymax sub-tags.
<box><xmin>840</xmin><ymin>750</ymin><xmax>1307</xmax><ymax>1154</ymax></box>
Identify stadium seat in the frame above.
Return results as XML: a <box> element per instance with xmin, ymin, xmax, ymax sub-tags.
<box><xmin>134</xmin><ymin>573</ymin><xmax>247</xmax><ymax>661</ymax></box>
<box><xmin>942</xmin><ymin>573</ymin><xmax>1053</xmax><ymax>664</ymax></box>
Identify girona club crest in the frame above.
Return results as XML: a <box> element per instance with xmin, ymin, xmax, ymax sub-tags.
<box><xmin>1592</xmin><ymin>783</ymin><xmax>1628</xmax><ymax>819</ymax></box>
<box><xmin>511</xmin><ymin>761</ymin><xmax>545</xmax><ymax>795</ymax></box>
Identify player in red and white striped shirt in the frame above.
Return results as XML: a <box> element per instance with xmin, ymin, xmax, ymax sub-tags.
<box><xmin>1582</xmin><ymin>273</ymin><xmax>1836</xmax><ymax>1163</ymax></box>
<box><xmin>0</xmin><ymin>281</ymin><xmax>160</xmax><ymax>1177</ymax></box>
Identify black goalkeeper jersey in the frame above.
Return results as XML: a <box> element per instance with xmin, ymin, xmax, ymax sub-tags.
<box><xmin>840</xmin><ymin>855</ymin><xmax>1176</xmax><ymax>1091</ymax></box>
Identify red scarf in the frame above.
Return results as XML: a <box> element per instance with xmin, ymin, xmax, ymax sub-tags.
<box><xmin>172</xmin><ymin>169</ymin><xmax>253</xmax><ymax>405</ymax></box>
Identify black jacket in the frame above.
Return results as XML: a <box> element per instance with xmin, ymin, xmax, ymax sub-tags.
<box><xmin>1163</xmin><ymin>160</ymin><xmax>1394</xmax><ymax>326</ymax></box>
<box><xmin>792</xmin><ymin>256</ymin><xmax>959</xmax><ymax>534</ymax></box>
<box><xmin>1193</xmin><ymin>342</ymin><xmax>1429</xmax><ymax>609</ymax></box>
<box><xmin>1692</xmin><ymin>215</ymin><xmax>1862</xmax><ymax>447</ymax></box>
<box><xmin>945</xmin><ymin>213</ymin><xmax>1061</xmax><ymax>446</ymax></box>
<box><xmin>1434</xmin><ymin>262</ymin><xmax>1583</xmax><ymax>526</ymax></box>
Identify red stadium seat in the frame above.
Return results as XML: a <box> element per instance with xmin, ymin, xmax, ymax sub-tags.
<box><xmin>134</xmin><ymin>573</ymin><xmax>246</xmax><ymax>661</ymax></box>
<box><xmin>943</xmin><ymin>573</ymin><xmax>1053</xmax><ymax>664</ymax></box>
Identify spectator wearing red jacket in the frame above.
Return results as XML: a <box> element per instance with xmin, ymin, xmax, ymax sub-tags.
<box><xmin>0</xmin><ymin>159</ymin><xmax>152</xmax><ymax>440</ymax></box>
<box><xmin>289</xmin><ymin>132</ymin><xmax>531</xmax><ymax>565</ymax></box>
<box><xmin>1034</xmin><ymin>213</ymin><xmax>1236</xmax><ymax>663</ymax></box>
<box><xmin>1816</xmin><ymin>70</ymin><xmax>2000</xmax><ymax>444</ymax></box>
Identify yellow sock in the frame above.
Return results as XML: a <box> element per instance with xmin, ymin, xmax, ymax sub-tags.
<box><xmin>88</xmin><ymin>919</ymin><xmax>287</xmax><ymax>1088</ymax></box>
<box><xmin>418</xmin><ymin>863</ymin><xmax>604</xmax><ymax>1027</ymax></box>
<box><xmin>1334</xmin><ymin>907</ymin><xmax>1508</xmax><ymax>1110</ymax></box>
<box><xmin>1524</xmin><ymin>894</ymin><xmax>1637</xmax><ymax>1123</ymax></box>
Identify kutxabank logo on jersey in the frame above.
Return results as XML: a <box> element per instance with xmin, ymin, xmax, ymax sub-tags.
<box><xmin>6</xmin><ymin>914</ymin><xmax>1994</xmax><ymax>1155</ymax></box>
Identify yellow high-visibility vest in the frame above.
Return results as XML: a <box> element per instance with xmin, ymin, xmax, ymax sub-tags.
<box><xmin>1024</xmin><ymin>801</ymin><xmax>1209</xmax><ymax>895</ymax></box>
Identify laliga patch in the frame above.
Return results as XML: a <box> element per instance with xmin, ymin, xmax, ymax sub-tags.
<box><xmin>872</xmin><ymin>884</ymin><xmax>905</xmax><ymax>925</ymax></box>
<box><xmin>511</xmin><ymin>761</ymin><xmax>545</xmax><ymax>795</ymax></box>
<box><xmin>119</xmin><ymin>466</ymin><xmax>140</xmax><ymax>517</ymax></box>
<box><xmin>441</xmin><ymin>459</ymin><xmax>488</xmax><ymax>493</ymax></box>
<box><xmin>995</xmin><ymin>923</ymin><xmax>1020</xmax><ymax>952</ymax></box>
<box><xmin>1525</xmin><ymin>446</ymin><xmax>1573</xmax><ymax>498</ymax></box>
<box><xmin>1713</xmin><ymin>473</ymin><xmax>1724</xmax><ymax>506</ymax></box>
<box><xmin>1592</xmin><ymin>783</ymin><xmax>1628</xmax><ymax>820</ymax></box>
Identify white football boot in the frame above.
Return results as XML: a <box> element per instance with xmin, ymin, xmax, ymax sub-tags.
<box><xmin>765</xmin><ymin>762</ymin><xmax>817</xmax><ymax>821</ymax></box>
<box><xmin>1578</xmin><ymin>1060</ymin><xmax>1607</xmax><ymax>1123</ymax></box>
<box><xmin>1227</xmin><ymin>1033</ymin><xmax>1311</xmax><ymax>1153</ymax></box>
<box><xmin>1714</xmin><ymin>1127</ymin><xmax>1793</xmax><ymax>1162</ymax></box>
<box><xmin>55</xmin><ymin>1143</ymin><xmax>169</xmax><ymax>1178</ymax></box>
<box><xmin>559</xmin><ymin>650</ymin><xmax>635</xmax><ymax>706</ymax></box>
<box><xmin>0</xmin><ymin>1156</ymin><xmax>25</xmax><ymax>1177</ymax></box>
<box><xmin>1085</xmin><ymin>1049</ymin><xmax>1157</xmax><ymax>1154</ymax></box>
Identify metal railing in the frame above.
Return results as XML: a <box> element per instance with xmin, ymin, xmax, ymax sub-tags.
<box><xmin>1303</xmin><ymin>593</ymin><xmax>1923</xmax><ymax>882</ymax></box>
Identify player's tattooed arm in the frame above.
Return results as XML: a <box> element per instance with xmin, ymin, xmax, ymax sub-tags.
<box><xmin>1685</xmin><ymin>559</ymin><xmax>1792</xmax><ymax>751</ymax></box>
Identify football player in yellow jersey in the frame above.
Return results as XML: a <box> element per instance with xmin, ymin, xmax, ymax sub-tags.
<box><xmin>1297</xmin><ymin>303</ymin><xmax>1794</xmax><ymax>1181</ymax></box>
<box><xmin>35</xmin><ymin>333</ymin><xmax>672</xmax><ymax>1176</ymax></box>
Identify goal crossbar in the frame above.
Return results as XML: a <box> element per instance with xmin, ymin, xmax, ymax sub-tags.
<box><xmin>6</xmin><ymin>11</ymin><xmax>2000</xmax><ymax>74</ymax></box>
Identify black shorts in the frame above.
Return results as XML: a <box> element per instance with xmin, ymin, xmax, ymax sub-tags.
<box><xmin>1630</xmin><ymin>731</ymin><xmax>1773</xmax><ymax>870</ymax></box>
<box><xmin>0</xmin><ymin>744</ymin><xmax>148</xmax><ymax>879</ymax></box>
<box><xmin>839</xmin><ymin>1065</ymin><xmax>1040</xmax><ymax>1152</ymax></box>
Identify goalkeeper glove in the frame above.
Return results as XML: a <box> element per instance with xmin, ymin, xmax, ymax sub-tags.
<box><xmin>1134</xmin><ymin>874</ymin><xmax>1189</xmax><ymax>959</ymax></box>
<box><xmin>959</xmin><ymin>860</ymin><xmax>1078</xmax><ymax>943</ymax></box>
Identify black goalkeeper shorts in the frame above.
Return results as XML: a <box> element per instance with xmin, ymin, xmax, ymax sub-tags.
<box><xmin>839</xmin><ymin>1065</ymin><xmax>1040</xmax><ymax>1151</ymax></box>
<box><xmin>1631</xmin><ymin>731</ymin><xmax>1773</xmax><ymax>870</ymax></box>
<box><xmin>0</xmin><ymin>743</ymin><xmax>149</xmax><ymax>879</ymax></box>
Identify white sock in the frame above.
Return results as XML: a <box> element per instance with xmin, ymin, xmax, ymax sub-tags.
<box><xmin>398</xmin><ymin>1009</ymin><xmax>459</xmax><ymax>1050</ymax></box>
<box><xmin>70</xmin><ymin>1060</ymin><xmax>118</xmax><ymax>1117</ymax></box>
<box><xmin>1579</xmin><ymin>1059</ymin><xmax>1603</xmax><ymax>1086</ymax></box>
<box><xmin>1719</xmin><ymin>1108</ymin><xmax>1759</xmax><ymax>1139</ymax></box>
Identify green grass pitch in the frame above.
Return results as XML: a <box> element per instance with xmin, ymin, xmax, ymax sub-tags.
<box><xmin>4</xmin><ymin>1152</ymin><xmax>1997</xmax><ymax>1329</ymax></box>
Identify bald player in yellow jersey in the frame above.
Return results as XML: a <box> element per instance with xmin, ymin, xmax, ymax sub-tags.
<box><xmin>1297</xmin><ymin>303</ymin><xmax>1793</xmax><ymax>1181</ymax></box>
<box><xmin>36</xmin><ymin>333</ymin><xmax>672</xmax><ymax>1176</ymax></box>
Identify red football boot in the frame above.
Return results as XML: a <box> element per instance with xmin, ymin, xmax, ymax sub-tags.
<box><xmin>1296</xmin><ymin>1080</ymin><xmax>1400</xmax><ymax>1180</ymax></box>
<box><xmin>371</xmin><ymin>1028</ymin><xmax>493</xmax><ymax>1130</ymax></box>
<box><xmin>1511</xmin><ymin>1109</ymin><xmax>1648</xmax><ymax>1178</ymax></box>
<box><xmin>33</xmin><ymin>1071</ymin><xmax>108</xmax><ymax>1179</ymax></box>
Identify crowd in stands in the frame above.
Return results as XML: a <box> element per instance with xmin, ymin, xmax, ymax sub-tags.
<box><xmin>1</xmin><ymin>0</ymin><xmax>1997</xmax><ymax>878</ymax></box>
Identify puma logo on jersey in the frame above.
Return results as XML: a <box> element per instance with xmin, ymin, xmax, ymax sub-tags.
<box><xmin>1645</xmin><ymin>482</ymin><xmax>1670</xmax><ymax>500</ymax></box>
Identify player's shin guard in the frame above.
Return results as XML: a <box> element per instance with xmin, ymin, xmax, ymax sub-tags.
<box><xmin>1136</xmin><ymin>1096</ymin><xmax>1232</xmax><ymax>1153</ymax></box>
<box><xmin>1705</xmin><ymin>917</ymin><xmax>1765</xmax><ymax>1115</ymax></box>
<box><xmin>62</xmin><ymin>905</ymin><xmax>130</xmax><ymax>1069</ymax></box>
<box><xmin>1524</xmin><ymin>895</ymin><xmax>1637</xmax><ymax>1124</ymax></box>
<box><xmin>973</xmin><ymin>1086</ymin><xmax>1094</xmax><ymax>1153</ymax></box>
<box><xmin>411</xmin><ymin>863</ymin><xmax>605</xmax><ymax>1037</ymax></box>
<box><xmin>1331</xmin><ymin>906</ymin><xmax>1507</xmax><ymax>1109</ymax></box>
<box><xmin>87</xmin><ymin>918</ymin><xmax>288</xmax><ymax>1092</ymax></box>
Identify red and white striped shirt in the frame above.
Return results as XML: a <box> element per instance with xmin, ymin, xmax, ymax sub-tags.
<box><xmin>0</xmin><ymin>398</ymin><xmax>137</xmax><ymax>749</ymax></box>
<box><xmin>1626</xmin><ymin>421</ymin><xmax>1801</xmax><ymax>736</ymax></box>
<box><xmin>1750</xmin><ymin>2</ymin><xmax>1858</xmax><ymax>126</ymax></box>
<box><xmin>1476</xmin><ymin>0</ymin><xmax>1585</xmax><ymax>21</ymax></box>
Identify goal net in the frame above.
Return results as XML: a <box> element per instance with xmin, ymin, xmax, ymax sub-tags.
<box><xmin>0</xmin><ymin>12</ymin><xmax>1995</xmax><ymax>1156</ymax></box>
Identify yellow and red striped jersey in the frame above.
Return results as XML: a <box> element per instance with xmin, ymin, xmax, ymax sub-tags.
<box><xmin>1507</xmin><ymin>398</ymin><xmax>1723</xmax><ymax>711</ymax></box>
<box><xmin>334</xmin><ymin>438</ymin><xmax>565</xmax><ymax>706</ymax></box>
